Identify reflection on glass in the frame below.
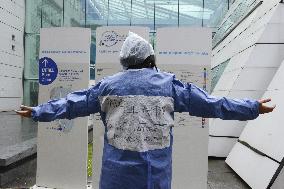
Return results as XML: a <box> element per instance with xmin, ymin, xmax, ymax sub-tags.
<box><xmin>108</xmin><ymin>0</ymin><xmax>131</xmax><ymax>25</ymax></box>
<box><xmin>25</xmin><ymin>0</ymin><xmax>43</xmax><ymax>34</ymax></box>
<box><xmin>213</xmin><ymin>0</ymin><xmax>261</xmax><ymax>47</ymax></box>
<box><xmin>64</xmin><ymin>0</ymin><xmax>86</xmax><ymax>27</ymax></box>
<box><xmin>24</xmin><ymin>34</ymin><xmax>40</xmax><ymax>79</ymax></box>
<box><xmin>87</xmin><ymin>0</ymin><xmax>108</xmax><ymax>29</ymax></box>
<box><xmin>90</xmin><ymin>31</ymin><xmax>96</xmax><ymax>80</ymax></box>
<box><xmin>204</xmin><ymin>0</ymin><xmax>228</xmax><ymax>28</ymax></box>
<box><xmin>179</xmin><ymin>0</ymin><xmax>203</xmax><ymax>26</ymax></box>
<box><xmin>41</xmin><ymin>0</ymin><xmax>63</xmax><ymax>28</ymax></box>
<box><xmin>24</xmin><ymin>0</ymin><xmax>233</xmax><ymax>105</ymax></box>
<box><xmin>211</xmin><ymin>59</ymin><xmax>230</xmax><ymax>91</ymax></box>
<box><xmin>23</xmin><ymin>80</ymin><xmax>39</xmax><ymax>107</ymax></box>
<box><xmin>132</xmin><ymin>0</ymin><xmax>154</xmax><ymax>30</ymax></box>
<box><xmin>155</xmin><ymin>0</ymin><xmax>178</xmax><ymax>28</ymax></box>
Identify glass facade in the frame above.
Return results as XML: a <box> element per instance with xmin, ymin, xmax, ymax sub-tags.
<box><xmin>211</xmin><ymin>59</ymin><xmax>230</xmax><ymax>92</ymax></box>
<box><xmin>213</xmin><ymin>0</ymin><xmax>261</xmax><ymax>47</ymax></box>
<box><xmin>210</xmin><ymin>0</ymin><xmax>262</xmax><ymax>93</ymax></box>
<box><xmin>24</xmin><ymin>0</ymin><xmax>234</xmax><ymax>106</ymax></box>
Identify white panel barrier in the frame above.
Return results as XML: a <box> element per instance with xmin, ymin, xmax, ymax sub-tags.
<box><xmin>209</xmin><ymin>2</ymin><xmax>283</xmax><ymax>157</ymax></box>
<box><xmin>245</xmin><ymin>45</ymin><xmax>284</xmax><ymax>68</ymax></box>
<box><xmin>92</xmin><ymin>26</ymin><xmax>150</xmax><ymax>189</ymax></box>
<box><xmin>209</xmin><ymin>137</ymin><xmax>238</xmax><ymax>158</ymax></box>
<box><xmin>226</xmin><ymin>59</ymin><xmax>284</xmax><ymax>189</ymax></box>
<box><xmin>226</xmin><ymin>142</ymin><xmax>279</xmax><ymax>189</ymax></box>
<box><xmin>36</xmin><ymin>28</ymin><xmax>91</xmax><ymax>189</ymax></box>
<box><xmin>232</xmin><ymin>67</ymin><xmax>277</xmax><ymax>91</ymax></box>
<box><xmin>156</xmin><ymin>27</ymin><xmax>211</xmax><ymax>189</ymax></box>
<box><xmin>209</xmin><ymin>119</ymin><xmax>246</xmax><ymax>137</ymax></box>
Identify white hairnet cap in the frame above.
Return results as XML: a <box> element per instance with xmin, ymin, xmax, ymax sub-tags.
<box><xmin>120</xmin><ymin>31</ymin><xmax>154</xmax><ymax>68</ymax></box>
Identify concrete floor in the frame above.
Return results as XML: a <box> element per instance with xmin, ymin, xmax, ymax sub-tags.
<box><xmin>0</xmin><ymin>112</ymin><xmax>37</xmax><ymax>149</ymax></box>
<box><xmin>207</xmin><ymin>158</ymin><xmax>250</xmax><ymax>189</ymax></box>
<box><xmin>0</xmin><ymin>156</ymin><xmax>250</xmax><ymax>188</ymax></box>
<box><xmin>0</xmin><ymin>112</ymin><xmax>250</xmax><ymax>189</ymax></box>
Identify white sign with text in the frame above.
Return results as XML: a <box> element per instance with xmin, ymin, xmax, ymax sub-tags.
<box><xmin>156</xmin><ymin>27</ymin><xmax>212</xmax><ymax>189</ymax></box>
<box><xmin>37</xmin><ymin>28</ymin><xmax>91</xmax><ymax>189</ymax></box>
<box><xmin>93</xmin><ymin>26</ymin><xmax>150</xmax><ymax>189</ymax></box>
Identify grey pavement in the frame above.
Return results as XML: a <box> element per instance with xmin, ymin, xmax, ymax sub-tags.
<box><xmin>0</xmin><ymin>112</ymin><xmax>37</xmax><ymax>148</ymax></box>
<box><xmin>208</xmin><ymin>158</ymin><xmax>250</xmax><ymax>189</ymax></box>
<box><xmin>0</xmin><ymin>112</ymin><xmax>37</xmax><ymax>167</ymax></box>
<box><xmin>0</xmin><ymin>157</ymin><xmax>250</xmax><ymax>188</ymax></box>
<box><xmin>0</xmin><ymin>112</ymin><xmax>250</xmax><ymax>189</ymax></box>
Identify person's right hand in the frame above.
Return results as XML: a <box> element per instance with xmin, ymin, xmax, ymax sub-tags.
<box><xmin>15</xmin><ymin>105</ymin><xmax>33</xmax><ymax>118</ymax></box>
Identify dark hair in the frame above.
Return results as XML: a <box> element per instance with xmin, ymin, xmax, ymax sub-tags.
<box><xmin>127</xmin><ymin>55</ymin><xmax>158</xmax><ymax>71</ymax></box>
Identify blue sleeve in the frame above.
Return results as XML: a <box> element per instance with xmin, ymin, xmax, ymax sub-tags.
<box><xmin>31</xmin><ymin>81</ymin><xmax>103</xmax><ymax>122</ymax></box>
<box><xmin>172</xmin><ymin>77</ymin><xmax>259</xmax><ymax>120</ymax></box>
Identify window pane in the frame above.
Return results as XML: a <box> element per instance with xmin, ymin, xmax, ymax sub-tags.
<box><xmin>25</xmin><ymin>0</ymin><xmax>42</xmax><ymax>33</ymax></box>
<box><xmin>23</xmin><ymin>80</ymin><xmax>39</xmax><ymax>106</ymax></box>
<box><xmin>108</xmin><ymin>0</ymin><xmax>131</xmax><ymax>25</ymax></box>
<box><xmin>90</xmin><ymin>31</ymin><xmax>96</xmax><ymax>80</ymax></box>
<box><xmin>41</xmin><ymin>0</ymin><xmax>64</xmax><ymax>28</ymax></box>
<box><xmin>204</xmin><ymin>0</ymin><xmax>229</xmax><ymax>28</ymax></box>
<box><xmin>213</xmin><ymin>0</ymin><xmax>260</xmax><ymax>46</ymax></box>
<box><xmin>24</xmin><ymin>34</ymin><xmax>40</xmax><ymax>79</ymax></box>
<box><xmin>155</xmin><ymin>0</ymin><xmax>178</xmax><ymax>28</ymax></box>
<box><xmin>179</xmin><ymin>0</ymin><xmax>203</xmax><ymax>26</ymax></box>
<box><xmin>64</xmin><ymin>0</ymin><xmax>86</xmax><ymax>27</ymax></box>
<box><xmin>132</xmin><ymin>0</ymin><xmax>154</xmax><ymax>30</ymax></box>
<box><xmin>87</xmin><ymin>0</ymin><xmax>108</xmax><ymax>30</ymax></box>
<box><xmin>211</xmin><ymin>59</ymin><xmax>230</xmax><ymax>92</ymax></box>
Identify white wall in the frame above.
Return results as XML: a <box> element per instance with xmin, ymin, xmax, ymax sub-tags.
<box><xmin>209</xmin><ymin>0</ymin><xmax>283</xmax><ymax>157</ymax></box>
<box><xmin>226</xmin><ymin>57</ymin><xmax>284</xmax><ymax>189</ymax></box>
<box><xmin>0</xmin><ymin>0</ymin><xmax>25</xmax><ymax>111</ymax></box>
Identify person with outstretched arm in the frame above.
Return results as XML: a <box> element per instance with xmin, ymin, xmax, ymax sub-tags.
<box><xmin>16</xmin><ymin>32</ymin><xmax>275</xmax><ymax>189</ymax></box>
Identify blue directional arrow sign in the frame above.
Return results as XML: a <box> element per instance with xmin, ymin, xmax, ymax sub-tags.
<box><xmin>39</xmin><ymin>57</ymin><xmax>58</xmax><ymax>85</ymax></box>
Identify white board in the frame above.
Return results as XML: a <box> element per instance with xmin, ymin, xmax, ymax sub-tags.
<box><xmin>208</xmin><ymin>89</ymin><xmax>264</xmax><ymax>157</ymax></box>
<box><xmin>226</xmin><ymin>142</ymin><xmax>279</xmax><ymax>189</ymax></box>
<box><xmin>37</xmin><ymin>28</ymin><xmax>91</xmax><ymax>189</ymax></box>
<box><xmin>223</xmin><ymin>45</ymin><xmax>254</xmax><ymax>73</ymax></box>
<box><xmin>210</xmin><ymin>0</ymin><xmax>283</xmax><ymax>160</ymax></box>
<box><xmin>156</xmin><ymin>27</ymin><xmax>211</xmax><ymax>189</ymax></box>
<box><xmin>209</xmin><ymin>119</ymin><xmax>246</xmax><ymax>137</ymax></box>
<box><xmin>239</xmin><ymin>90</ymin><xmax>284</xmax><ymax>162</ymax></box>
<box><xmin>226</xmin><ymin>59</ymin><xmax>284</xmax><ymax>189</ymax></box>
<box><xmin>233</xmin><ymin>67</ymin><xmax>277</xmax><ymax>91</ymax></box>
<box><xmin>267</xmin><ymin>61</ymin><xmax>284</xmax><ymax>90</ymax></box>
<box><xmin>213</xmin><ymin>69</ymin><xmax>241</xmax><ymax>91</ymax></box>
<box><xmin>208</xmin><ymin>137</ymin><xmax>238</xmax><ymax>157</ymax></box>
<box><xmin>93</xmin><ymin>26</ymin><xmax>150</xmax><ymax>189</ymax></box>
<box><xmin>245</xmin><ymin>44</ymin><xmax>284</xmax><ymax>68</ymax></box>
<box><xmin>209</xmin><ymin>89</ymin><xmax>265</xmax><ymax>137</ymax></box>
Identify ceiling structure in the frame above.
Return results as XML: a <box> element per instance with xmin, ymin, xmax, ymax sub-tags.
<box><xmin>86</xmin><ymin>0</ymin><xmax>232</xmax><ymax>29</ymax></box>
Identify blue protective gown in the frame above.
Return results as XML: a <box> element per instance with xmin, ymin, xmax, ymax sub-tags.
<box><xmin>32</xmin><ymin>68</ymin><xmax>259</xmax><ymax>189</ymax></box>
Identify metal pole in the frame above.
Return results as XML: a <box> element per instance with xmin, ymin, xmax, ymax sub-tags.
<box><xmin>107</xmin><ymin>0</ymin><xmax>109</xmax><ymax>26</ymax></box>
<box><xmin>202</xmin><ymin>0</ymin><xmax>204</xmax><ymax>27</ymax></box>
<box><xmin>178</xmin><ymin>0</ymin><xmax>180</xmax><ymax>27</ymax></box>
<box><xmin>130</xmin><ymin>0</ymin><xmax>133</xmax><ymax>26</ymax></box>
<box><xmin>63</xmin><ymin>0</ymin><xmax>65</xmax><ymax>26</ymax></box>
<box><xmin>154</xmin><ymin>2</ymin><xmax>156</xmax><ymax>31</ymax></box>
<box><xmin>85</xmin><ymin>0</ymin><xmax>87</xmax><ymax>27</ymax></box>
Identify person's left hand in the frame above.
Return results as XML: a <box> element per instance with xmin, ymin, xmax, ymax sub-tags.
<box><xmin>258</xmin><ymin>98</ymin><xmax>276</xmax><ymax>114</ymax></box>
<box><xmin>15</xmin><ymin>105</ymin><xmax>33</xmax><ymax>118</ymax></box>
